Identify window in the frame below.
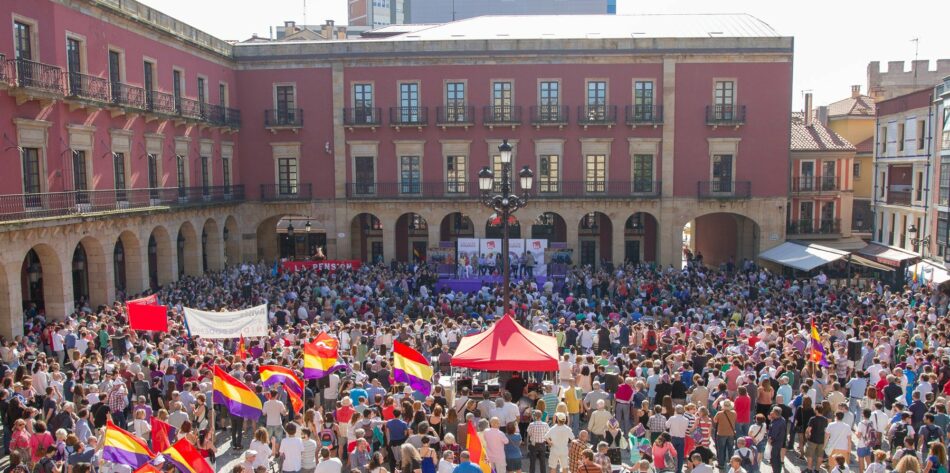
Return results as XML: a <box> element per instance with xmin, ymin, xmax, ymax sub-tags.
<box><xmin>900</xmin><ymin>215</ymin><xmax>907</xmax><ymax>248</ymax></box>
<box><xmin>853</xmin><ymin>161</ymin><xmax>861</xmax><ymax>178</ymax></box>
<box><xmin>109</xmin><ymin>50</ymin><xmax>122</xmax><ymax>102</ymax></box>
<box><xmin>712</xmin><ymin>154</ymin><xmax>733</xmax><ymax>192</ymax></box>
<box><xmin>889</xmin><ymin>214</ymin><xmax>896</xmax><ymax>245</ymax></box>
<box><xmin>399</xmin><ymin>156</ymin><xmax>420</xmax><ymax>194</ymax></box>
<box><xmin>918</xmin><ymin>120</ymin><xmax>926</xmax><ymax>150</ymax></box>
<box><xmin>173</xmin><ymin>70</ymin><xmax>182</xmax><ymax>112</ymax></box>
<box><xmin>713</xmin><ymin>80</ymin><xmax>735</xmax><ymax>120</ymax></box>
<box><xmin>72</xmin><ymin>150</ymin><xmax>87</xmax><ymax>194</ymax></box>
<box><xmin>940</xmin><ymin>162</ymin><xmax>950</xmax><ymax>207</ymax></box>
<box><xmin>880</xmin><ymin>126</ymin><xmax>887</xmax><ymax>153</ymax></box>
<box><xmin>492</xmin><ymin>81</ymin><xmax>513</xmax><ymax>120</ymax></box>
<box><xmin>799</xmin><ymin>161</ymin><xmax>815</xmax><ymax>191</ymax></box>
<box><xmin>586</xmin><ymin>81</ymin><xmax>607</xmax><ymax>120</ymax></box>
<box><xmin>353</xmin><ymin>83</ymin><xmax>374</xmax><ymax>123</ymax></box>
<box><xmin>21</xmin><ymin>148</ymin><xmax>41</xmax><ymax>199</ymax></box>
<box><xmin>354</xmin><ymin>156</ymin><xmax>374</xmax><ymax>194</ymax></box>
<box><xmin>113</xmin><ymin>152</ymin><xmax>127</xmax><ymax>201</ymax></box>
<box><xmin>820</xmin><ymin>202</ymin><xmax>835</xmax><ymax>231</ymax></box>
<box><xmin>275</xmin><ymin>85</ymin><xmax>296</xmax><ymax>124</ymax></box>
<box><xmin>916</xmin><ymin>171</ymin><xmax>924</xmax><ymax>201</ymax></box>
<box><xmin>938</xmin><ymin>212</ymin><xmax>949</xmax><ymax>257</ymax></box>
<box><xmin>898</xmin><ymin>123</ymin><xmax>905</xmax><ymax>152</ymax></box>
<box><xmin>539</xmin><ymin>155</ymin><xmax>559</xmax><ymax>193</ymax></box>
<box><xmin>539</xmin><ymin>81</ymin><xmax>559</xmax><ymax>120</ymax></box>
<box><xmin>634</xmin><ymin>81</ymin><xmax>654</xmax><ymax>120</ymax></box>
<box><xmin>66</xmin><ymin>38</ymin><xmax>82</xmax><ymax>94</ymax></box>
<box><xmin>277</xmin><ymin>158</ymin><xmax>298</xmax><ymax>195</ymax></box>
<box><xmin>399</xmin><ymin>83</ymin><xmax>420</xmax><ymax>123</ymax></box>
<box><xmin>445</xmin><ymin>82</ymin><xmax>466</xmax><ymax>122</ymax></box>
<box><xmin>219</xmin><ymin>83</ymin><xmax>227</xmax><ymax>107</ymax></box>
<box><xmin>581</xmin><ymin>212</ymin><xmax>599</xmax><ymax>231</ymax></box>
<box><xmin>222</xmin><ymin>157</ymin><xmax>231</xmax><ymax>191</ymax></box>
<box><xmin>799</xmin><ymin>201</ymin><xmax>814</xmax><ymax>230</ymax></box>
<box><xmin>197</xmin><ymin>77</ymin><xmax>206</xmax><ymax>105</ymax></box>
<box><xmin>200</xmin><ymin>156</ymin><xmax>210</xmax><ymax>194</ymax></box>
<box><xmin>585</xmin><ymin>155</ymin><xmax>606</xmax><ymax>192</ymax></box>
<box><xmin>14</xmin><ymin>21</ymin><xmax>32</xmax><ymax>60</ymax></box>
<box><xmin>632</xmin><ymin>154</ymin><xmax>653</xmax><ymax>192</ymax></box>
<box><xmin>143</xmin><ymin>61</ymin><xmax>154</xmax><ymax>108</ymax></box>
<box><xmin>147</xmin><ymin>154</ymin><xmax>159</xmax><ymax>189</ymax></box>
<box><xmin>491</xmin><ymin>155</ymin><xmax>506</xmax><ymax>192</ymax></box>
<box><xmin>879</xmin><ymin>171</ymin><xmax>886</xmax><ymax>198</ymax></box>
<box><xmin>446</xmin><ymin>155</ymin><xmax>467</xmax><ymax>193</ymax></box>
<box><xmin>822</xmin><ymin>161</ymin><xmax>836</xmax><ymax>190</ymax></box>
<box><xmin>176</xmin><ymin>156</ymin><xmax>187</xmax><ymax>196</ymax></box>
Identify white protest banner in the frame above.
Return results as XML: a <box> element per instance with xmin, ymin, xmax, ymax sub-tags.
<box><xmin>457</xmin><ymin>238</ymin><xmax>480</xmax><ymax>267</ymax></box>
<box><xmin>508</xmin><ymin>238</ymin><xmax>525</xmax><ymax>259</ymax></box>
<box><xmin>525</xmin><ymin>238</ymin><xmax>548</xmax><ymax>276</ymax></box>
<box><xmin>183</xmin><ymin>304</ymin><xmax>268</xmax><ymax>339</ymax></box>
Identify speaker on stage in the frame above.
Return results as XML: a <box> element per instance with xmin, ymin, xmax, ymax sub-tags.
<box><xmin>471</xmin><ymin>384</ymin><xmax>486</xmax><ymax>398</ymax></box>
<box><xmin>847</xmin><ymin>339</ymin><xmax>862</xmax><ymax>362</ymax></box>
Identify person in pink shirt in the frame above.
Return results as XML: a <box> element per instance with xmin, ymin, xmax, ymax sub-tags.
<box><xmin>28</xmin><ymin>420</ymin><xmax>54</xmax><ymax>466</ymax></box>
<box><xmin>725</xmin><ymin>363</ymin><xmax>743</xmax><ymax>395</ymax></box>
<box><xmin>482</xmin><ymin>417</ymin><xmax>510</xmax><ymax>473</ymax></box>
<box><xmin>733</xmin><ymin>386</ymin><xmax>752</xmax><ymax>437</ymax></box>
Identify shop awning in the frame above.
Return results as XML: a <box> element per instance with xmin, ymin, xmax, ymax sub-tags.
<box><xmin>909</xmin><ymin>260</ymin><xmax>950</xmax><ymax>285</ymax></box>
<box><xmin>853</xmin><ymin>243</ymin><xmax>920</xmax><ymax>268</ymax></box>
<box><xmin>758</xmin><ymin>241</ymin><xmax>849</xmax><ymax>271</ymax></box>
<box><xmin>815</xmin><ymin>236</ymin><xmax>872</xmax><ymax>251</ymax></box>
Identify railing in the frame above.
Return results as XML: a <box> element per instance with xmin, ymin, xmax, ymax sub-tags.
<box><xmin>179</xmin><ymin>97</ymin><xmax>203</xmax><ymax>119</ymax></box>
<box><xmin>66</xmin><ymin>72</ymin><xmax>110</xmax><ymax>102</ymax></box>
<box><xmin>787</xmin><ymin>218</ymin><xmax>841</xmax><ymax>235</ymax></box>
<box><xmin>147</xmin><ymin>90</ymin><xmax>177</xmax><ymax>115</ymax></box>
<box><xmin>706</xmin><ymin>104</ymin><xmax>746</xmax><ymax>125</ymax></box>
<box><xmin>0</xmin><ymin>186</ymin><xmax>244</xmax><ymax>222</ymax></box>
<box><xmin>482</xmin><ymin>105</ymin><xmax>522</xmax><ymax>126</ymax></box>
<box><xmin>260</xmin><ymin>183</ymin><xmax>313</xmax><ymax>201</ymax></box>
<box><xmin>625</xmin><ymin>105</ymin><xmax>663</xmax><ymax>125</ymax></box>
<box><xmin>343</xmin><ymin>107</ymin><xmax>382</xmax><ymax>126</ymax></box>
<box><xmin>14</xmin><ymin>58</ymin><xmax>64</xmax><ymax>94</ymax></box>
<box><xmin>111</xmin><ymin>82</ymin><xmax>147</xmax><ymax>109</ymax></box>
<box><xmin>530</xmin><ymin>105</ymin><xmax>569</xmax><ymax>125</ymax></box>
<box><xmin>697</xmin><ymin>180</ymin><xmax>751</xmax><ymax>198</ymax></box>
<box><xmin>225</xmin><ymin>108</ymin><xmax>241</xmax><ymax>128</ymax></box>
<box><xmin>792</xmin><ymin>176</ymin><xmax>840</xmax><ymax>193</ymax></box>
<box><xmin>0</xmin><ymin>55</ymin><xmax>9</xmax><ymax>84</ymax></box>
<box><xmin>436</xmin><ymin>105</ymin><xmax>475</xmax><ymax>125</ymax></box>
<box><xmin>886</xmin><ymin>189</ymin><xmax>912</xmax><ymax>206</ymax></box>
<box><xmin>345</xmin><ymin>180</ymin><xmax>662</xmax><ymax>199</ymax></box>
<box><xmin>265</xmin><ymin>108</ymin><xmax>304</xmax><ymax>128</ymax></box>
<box><xmin>577</xmin><ymin>105</ymin><xmax>617</xmax><ymax>125</ymax></box>
<box><xmin>389</xmin><ymin>107</ymin><xmax>428</xmax><ymax>126</ymax></box>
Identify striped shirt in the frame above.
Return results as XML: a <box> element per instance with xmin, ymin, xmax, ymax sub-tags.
<box><xmin>527</xmin><ymin>421</ymin><xmax>549</xmax><ymax>445</ymax></box>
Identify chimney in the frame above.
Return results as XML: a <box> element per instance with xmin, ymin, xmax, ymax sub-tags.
<box><xmin>284</xmin><ymin>21</ymin><xmax>297</xmax><ymax>34</ymax></box>
<box><xmin>322</xmin><ymin>19</ymin><xmax>334</xmax><ymax>39</ymax></box>
<box><xmin>851</xmin><ymin>85</ymin><xmax>861</xmax><ymax>98</ymax></box>
<box><xmin>816</xmin><ymin>105</ymin><xmax>829</xmax><ymax>127</ymax></box>
<box><xmin>804</xmin><ymin>93</ymin><xmax>813</xmax><ymax>126</ymax></box>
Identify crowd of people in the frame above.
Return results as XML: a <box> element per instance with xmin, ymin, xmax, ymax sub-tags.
<box><xmin>2</xmin><ymin>256</ymin><xmax>950</xmax><ymax>473</ymax></box>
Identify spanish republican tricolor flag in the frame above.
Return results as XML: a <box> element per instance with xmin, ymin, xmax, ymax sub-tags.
<box><xmin>466</xmin><ymin>420</ymin><xmax>492</xmax><ymax>473</ymax></box>
<box><xmin>260</xmin><ymin>364</ymin><xmax>305</xmax><ymax>396</ymax></box>
<box><xmin>393</xmin><ymin>340</ymin><xmax>433</xmax><ymax>396</ymax></box>
<box><xmin>212</xmin><ymin>365</ymin><xmax>263</xmax><ymax>419</ymax></box>
<box><xmin>809</xmin><ymin>320</ymin><xmax>830</xmax><ymax>367</ymax></box>
<box><xmin>304</xmin><ymin>332</ymin><xmax>345</xmax><ymax>379</ymax></box>
<box><xmin>161</xmin><ymin>438</ymin><xmax>214</xmax><ymax>473</ymax></box>
<box><xmin>103</xmin><ymin>420</ymin><xmax>154</xmax><ymax>469</ymax></box>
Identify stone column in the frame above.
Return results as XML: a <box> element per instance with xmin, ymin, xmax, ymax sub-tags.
<box><xmin>661</xmin><ymin>58</ymin><xmax>676</xmax><ymax>198</ymax></box>
<box><xmin>240</xmin><ymin>233</ymin><xmax>258</xmax><ymax>264</ymax></box>
<box><xmin>124</xmin><ymin>238</ymin><xmax>147</xmax><ymax>295</ymax></box>
<box><xmin>612</xmin><ymin>217</ymin><xmax>626</xmax><ymax>266</ymax></box>
<box><xmin>204</xmin><ymin>232</ymin><xmax>225</xmax><ymax>271</ymax></box>
<box><xmin>658</xmin><ymin>202</ymin><xmax>680</xmax><ymax>268</ymax></box>
<box><xmin>0</xmin><ymin>261</ymin><xmax>23</xmax><ymax>339</ymax></box>
<box><xmin>44</xmin><ymin>252</ymin><xmax>74</xmax><ymax>322</ymax></box>
<box><xmin>382</xmin><ymin>222</ymin><xmax>396</xmax><ymax>263</ymax></box>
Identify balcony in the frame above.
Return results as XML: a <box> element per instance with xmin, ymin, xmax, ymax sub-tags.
<box><xmin>344</xmin><ymin>180</ymin><xmax>662</xmax><ymax>199</ymax></box>
<box><xmin>0</xmin><ymin>186</ymin><xmax>244</xmax><ymax>223</ymax></box>
<box><xmin>577</xmin><ymin>105</ymin><xmax>617</xmax><ymax>127</ymax></box>
<box><xmin>343</xmin><ymin>107</ymin><xmax>382</xmax><ymax>128</ymax></box>
<box><xmin>697</xmin><ymin>180</ymin><xmax>751</xmax><ymax>199</ymax></box>
<box><xmin>179</xmin><ymin>97</ymin><xmax>203</xmax><ymax>120</ymax></box>
<box><xmin>482</xmin><ymin>105</ymin><xmax>522</xmax><ymax>128</ymax></box>
<box><xmin>436</xmin><ymin>105</ymin><xmax>475</xmax><ymax>128</ymax></box>
<box><xmin>389</xmin><ymin>107</ymin><xmax>428</xmax><ymax>128</ymax></box>
<box><xmin>792</xmin><ymin>176</ymin><xmax>840</xmax><ymax>193</ymax></box>
<box><xmin>530</xmin><ymin>105</ymin><xmax>569</xmax><ymax>127</ymax></box>
<box><xmin>625</xmin><ymin>105</ymin><xmax>663</xmax><ymax>127</ymax></box>
<box><xmin>787</xmin><ymin>218</ymin><xmax>841</xmax><ymax>236</ymax></box>
<box><xmin>885</xmin><ymin>188</ymin><xmax>913</xmax><ymax>206</ymax></box>
<box><xmin>705</xmin><ymin>104</ymin><xmax>746</xmax><ymax>127</ymax></box>
<box><xmin>146</xmin><ymin>90</ymin><xmax>177</xmax><ymax>115</ymax></box>
<box><xmin>11</xmin><ymin>58</ymin><xmax>64</xmax><ymax>97</ymax></box>
<box><xmin>65</xmin><ymin>72</ymin><xmax>111</xmax><ymax>103</ymax></box>
<box><xmin>264</xmin><ymin>109</ymin><xmax>304</xmax><ymax>131</ymax></box>
<box><xmin>260</xmin><ymin>183</ymin><xmax>313</xmax><ymax>201</ymax></box>
<box><xmin>0</xmin><ymin>55</ymin><xmax>9</xmax><ymax>86</ymax></box>
<box><xmin>110</xmin><ymin>82</ymin><xmax>147</xmax><ymax>110</ymax></box>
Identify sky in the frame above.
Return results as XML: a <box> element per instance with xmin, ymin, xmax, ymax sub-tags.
<box><xmin>139</xmin><ymin>0</ymin><xmax>948</xmax><ymax>110</ymax></box>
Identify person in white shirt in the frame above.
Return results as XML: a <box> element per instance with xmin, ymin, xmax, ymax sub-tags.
<box><xmin>438</xmin><ymin>450</ymin><xmax>456</xmax><ymax>473</ymax></box>
<box><xmin>263</xmin><ymin>389</ymin><xmax>289</xmax><ymax>445</ymax></box>
<box><xmin>314</xmin><ymin>446</ymin><xmax>343</xmax><ymax>473</ymax></box>
<box><xmin>324</xmin><ymin>373</ymin><xmax>340</xmax><ymax>411</ymax></box>
<box><xmin>483</xmin><ymin>417</ymin><xmax>510</xmax><ymax>473</ymax></box>
<box><xmin>543</xmin><ymin>413</ymin><xmax>575</xmax><ymax>473</ymax></box>
<box><xmin>280</xmin><ymin>423</ymin><xmax>305</xmax><ymax>473</ymax></box>
<box><xmin>824</xmin><ymin>411</ymin><xmax>852</xmax><ymax>464</ymax></box>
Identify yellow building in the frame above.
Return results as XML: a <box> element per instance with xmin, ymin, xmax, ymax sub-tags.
<box><xmin>821</xmin><ymin>85</ymin><xmax>876</xmax><ymax>238</ymax></box>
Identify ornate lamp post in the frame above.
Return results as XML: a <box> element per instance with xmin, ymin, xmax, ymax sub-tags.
<box><xmin>477</xmin><ymin>139</ymin><xmax>534</xmax><ymax>313</ymax></box>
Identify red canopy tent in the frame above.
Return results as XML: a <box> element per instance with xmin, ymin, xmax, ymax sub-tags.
<box><xmin>450</xmin><ymin>314</ymin><xmax>559</xmax><ymax>371</ymax></box>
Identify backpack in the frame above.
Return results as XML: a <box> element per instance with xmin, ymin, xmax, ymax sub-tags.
<box><xmin>738</xmin><ymin>449</ymin><xmax>756</xmax><ymax>471</ymax></box>
<box><xmin>320</xmin><ymin>428</ymin><xmax>336</xmax><ymax>448</ymax></box>
<box><xmin>864</xmin><ymin>422</ymin><xmax>882</xmax><ymax>449</ymax></box>
<box><xmin>890</xmin><ymin>423</ymin><xmax>908</xmax><ymax>447</ymax></box>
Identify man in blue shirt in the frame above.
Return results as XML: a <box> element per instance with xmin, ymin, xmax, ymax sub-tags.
<box><xmin>845</xmin><ymin>372</ymin><xmax>869</xmax><ymax>420</ymax></box>
<box><xmin>385</xmin><ymin>408</ymin><xmax>409</xmax><ymax>471</ymax></box>
<box><xmin>454</xmin><ymin>451</ymin><xmax>486</xmax><ymax>473</ymax></box>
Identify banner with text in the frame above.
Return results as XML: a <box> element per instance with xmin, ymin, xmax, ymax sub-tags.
<box><xmin>183</xmin><ymin>304</ymin><xmax>268</xmax><ymax>339</ymax></box>
<box><xmin>281</xmin><ymin>260</ymin><xmax>362</xmax><ymax>272</ymax></box>
<box><xmin>457</xmin><ymin>238</ymin><xmax>480</xmax><ymax>267</ymax></box>
<box><xmin>480</xmin><ymin>239</ymin><xmax>502</xmax><ymax>259</ymax></box>
<box><xmin>525</xmin><ymin>238</ymin><xmax>549</xmax><ymax>276</ymax></box>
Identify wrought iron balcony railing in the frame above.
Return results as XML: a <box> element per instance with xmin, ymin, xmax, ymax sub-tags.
<box><xmin>260</xmin><ymin>183</ymin><xmax>313</xmax><ymax>201</ymax></box>
<box><xmin>66</xmin><ymin>71</ymin><xmax>110</xmax><ymax>102</ymax></box>
<box><xmin>706</xmin><ymin>104</ymin><xmax>746</xmax><ymax>126</ymax></box>
<box><xmin>625</xmin><ymin>104</ymin><xmax>663</xmax><ymax>125</ymax></box>
<box><xmin>343</xmin><ymin>107</ymin><xmax>382</xmax><ymax>126</ymax></box>
<box><xmin>389</xmin><ymin>107</ymin><xmax>429</xmax><ymax>127</ymax></box>
<box><xmin>14</xmin><ymin>58</ymin><xmax>64</xmax><ymax>94</ymax></box>
<box><xmin>111</xmin><ymin>82</ymin><xmax>147</xmax><ymax>109</ymax></box>
<box><xmin>265</xmin><ymin>108</ymin><xmax>304</xmax><ymax>128</ymax></box>
<box><xmin>792</xmin><ymin>176</ymin><xmax>840</xmax><ymax>193</ymax></box>
<box><xmin>787</xmin><ymin>218</ymin><xmax>841</xmax><ymax>235</ymax></box>
<box><xmin>436</xmin><ymin>105</ymin><xmax>475</xmax><ymax>125</ymax></box>
<box><xmin>345</xmin><ymin>180</ymin><xmax>662</xmax><ymax>199</ymax></box>
<box><xmin>482</xmin><ymin>105</ymin><xmax>523</xmax><ymax>126</ymax></box>
<box><xmin>530</xmin><ymin>105</ymin><xmax>569</xmax><ymax>125</ymax></box>
<box><xmin>577</xmin><ymin>105</ymin><xmax>617</xmax><ymax>125</ymax></box>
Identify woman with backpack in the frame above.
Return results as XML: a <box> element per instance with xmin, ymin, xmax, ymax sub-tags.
<box><xmin>924</xmin><ymin>442</ymin><xmax>948</xmax><ymax>473</ymax></box>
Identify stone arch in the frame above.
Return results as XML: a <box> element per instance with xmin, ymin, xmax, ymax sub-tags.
<box><xmin>115</xmin><ymin>230</ymin><xmax>144</xmax><ymax>296</ymax></box>
<box><xmin>623</xmin><ymin>211</ymin><xmax>660</xmax><ymax>265</ymax></box>
<box><xmin>681</xmin><ymin>211</ymin><xmax>761</xmax><ymax>269</ymax></box>
<box><xmin>201</xmin><ymin>218</ymin><xmax>223</xmax><ymax>272</ymax></box>
<box><xmin>223</xmin><ymin>216</ymin><xmax>241</xmax><ymax>265</ymax></box>
<box><xmin>395</xmin><ymin>212</ymin><xmax>429</xmax><ymax>262</ymax></box>
<box><xmin>350</xmin><ymin>213</ymin><xmax>383</xmax><ymax>263</ymax></box>
<box><xmin>255</xmin><ymin>214</ymin><xmax>326</xmax><ymax>262</ymax></box>
<box><xmin>177</xmin><ymin>221</ymin><xmax>200</xmax><ymax>277</ymax></box>
<box><xmin>485</xmin><ymin>213</ymin><xmax>521</xmax><ymax>239</ymax></box>
<box><xmin>21</xmin><ymin>244</ymin><xmax>67</xmax><ymax>319</ymax></box>
<box><xmin>73</xmin><ymin>236</ymin><xmax>108</xmax><ymax>308</ymax></box>
<box><xmin>148</xmin><ymin>225</ymin><xmax>174</xmax><ymax>288</ymax></box>
<box><xmin>440</xmin><ymin>212</ymin><xmax>475</xmax><ymax>242</ymax></box>
<box><xmin>530</xmin><ymin>212</ymin><xmax>567</xmax><ymax>242</ymax></box>
<box><xmin>577</xmin><ymin>211</ymin><xmax>613</xmax><ymax>269</ymax></box>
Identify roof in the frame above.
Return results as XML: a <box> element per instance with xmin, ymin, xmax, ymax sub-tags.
<box><xmin>759</xmin><ymin>241</ymin><xmax>849</xmax><ymax>272</ymax></box>
<box><xmin>790</xmin><ymin>113</ymin><xmax>855</xmax><ymax>152</ymax></box>
<box><xmin>855</xmin><ymin>137</ymin><xmax>875</xmax><ymax>154</ymax></box>
<box><xmin>383</xmin><ymin>13</ymin><xmax>781</xmax><ymax>41</ymax></box>
<box><xmin>360</xmin><ymin>24</ymin><xmax>440</xmax><ymax>38</ymax></box>
<box><xmin>826</xmin><ymin>95</ymin><xmax>876</xmax><ymax>118</ymax></box>
<box><xmin>450</xmin><ymin>314</ymin><xmax>559</xmax><ymax>371</ymax></box>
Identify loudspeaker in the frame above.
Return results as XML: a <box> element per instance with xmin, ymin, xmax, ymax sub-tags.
<box><xmin>847</xmin><ymin>339</ymin><xmax>862</xmax><ymax>362</ymax></box>
<box><xmin>471</xmin><ymin>384</ymin><xmax>486</xmax><ymax>398</ymax></box>
<box><xmin>456</xmin><ymin>377</ymin><xmax>473</xmax><ymax>393</ymax></box>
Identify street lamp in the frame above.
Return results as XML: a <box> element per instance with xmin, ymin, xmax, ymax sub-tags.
<box><xmin>908</xmin><ymin>224</ymin><xmax>931</xmax><ymax>255</ymax></box>
<box><xmin>478</xmin><ymin>139</ymin><xmax>534</xmax><ymax>314</ymax></box>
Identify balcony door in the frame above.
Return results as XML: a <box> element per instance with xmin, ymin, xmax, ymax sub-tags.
<box><xmin>712</xmin><ymin>154</ymin><xmax>733</xmax><ymax>192</ymax></box>
<box><xmin>354</xmin><ymin>156</ymin><xmax>374</xmax><ymax>195</ymax></box>
<box><xmin>800</xmin><ymin>161</ymin><xmax>814</xmax><ymax>191</ymax></box>
<box><xmin>109</xmin><ymin>50</ymin><xmax>121</xmax><ymax>103</ymax></box>
<box><xmin>66</xmin><ymin>38</ymin><xmax>82</xmax><ymax>94</ymax></box>
<box><xmin>822</xmin><ymin>161</ymin><xmax>836</xmax><ymax>190</ymax></box>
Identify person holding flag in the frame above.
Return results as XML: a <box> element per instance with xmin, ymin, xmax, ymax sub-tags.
<box><xmin>809</xmin><ymin>320</ymin><xmax>830</xmax><ymax>368</ymax></box>
<box><xmin>213</xmin><ymin>365</ymin><xmax>263</xmax><ymax>451</ymax></box>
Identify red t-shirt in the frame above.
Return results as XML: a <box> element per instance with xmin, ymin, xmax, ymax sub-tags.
<box><xmin>336</xmin><ymin>405</ymin><xmax>355</xmax><ymax>424</ymax></box>
<box><xmin>734</xmin><ymin>395</ymin><xmax>752</xmax><ymax>423</ymax></box>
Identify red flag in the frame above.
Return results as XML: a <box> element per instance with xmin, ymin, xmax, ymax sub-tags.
<box><xmin>237</xmin><ymin>335</ymin><xmax>248</xmax><ymax>361</ymax></box>
<box><xmin>162</xmin><ymin>438</ymin><xmax>215</xmax><ymax>473</ymax></box>
<box><xmin>128</xmin><ymin>303</ymin><xmax>168</xmax><ymax>332</ymax></box>
<box><xmin>149</xmin><ymin>417</ymin><xmax>176</xmax><ymax>453</ymax></box>
<box><xmin>133</xmin><ymin>465</ymin><xmax>162</xmax><ymax>473</ymax></box>
<box><xmin>285</xmin><ymin>384</ymin><xmax>303</xmax><ymax>413</ymax></box>
<box><xmin>128</xmin><ymin>294</ymin><xmax>159</xmax><ymax>306</ymax></box>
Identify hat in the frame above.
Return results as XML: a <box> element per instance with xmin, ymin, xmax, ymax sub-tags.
<box><xmin>404</xmin><ymin>386</ymin><xmax>413</xmax><ymax>394</ymax></box>
<box><xmin>246</xmin><ymin>450</ymin><xmax>258</xmax><ymax>457</ymax></box>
